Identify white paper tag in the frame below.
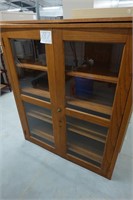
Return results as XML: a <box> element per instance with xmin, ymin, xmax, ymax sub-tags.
<box><xmin>40</xmin><ymin>30</ymin><xmax>52</xmax><ymax>44</ymax></box>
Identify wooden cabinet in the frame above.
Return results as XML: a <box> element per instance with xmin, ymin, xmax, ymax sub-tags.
<box><xmin>1</xmin><ymin>17</ymin><xmax>132</xmax><ymax>179</ymax></box>
<box><xmin>0</xmin><ymin>46</ymin><xmax>11</xmax><ymax>92</ymax></box>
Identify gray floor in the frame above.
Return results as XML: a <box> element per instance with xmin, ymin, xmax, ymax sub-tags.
<box><xmin>0</xmin><ymin>92</ymin><xmax>133</xmax><ymax>200</ymax></box>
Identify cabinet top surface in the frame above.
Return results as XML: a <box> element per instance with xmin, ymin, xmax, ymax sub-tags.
<box><xmin>0</xmin><ymin>17</ymin><xmax>132</xmax><ymax>29</ymax></box>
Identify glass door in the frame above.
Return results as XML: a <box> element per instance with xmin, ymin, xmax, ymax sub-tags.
<box><xmin>66</xmin><ymin>116</ymin><xmax>108</xmax><ymax>167</ymax></box>
<box><xmin>63</xmin><ymin>34</ymin><xmax>125</xmax><ymax>168</ymax></box>
<box><xmin>65</xmin><ymin>41</ymin><xmax>124</xmax><ymax>119</ymax></box>
<box><xmin>24</xmin><ymin>102</ymin><xmax>54</xmax><ymax>147</ymax></box>
<box><xmin>6</xmin><ymin>30</ymin><xmax>58</xmax><ymax>150</ymax></box>
<box><xmin>10</xmin><ymin>39</ymin><xmax>50</xmax><ymax>102</ymax></box>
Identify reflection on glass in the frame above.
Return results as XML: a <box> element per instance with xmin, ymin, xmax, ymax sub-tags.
<box><xmin>10</xmin><ymin>39</ymin><xmax>50</xmax><ymax>101</ymax></box>
<box><xmin>66</xmin><ymin>77</ymin><xmax>116</xmax><ymax>104</ymax></box>
<box><xmin>64</xmin><ymin>41</ymin><xmax>123</xmax><ymax>118</ymax></box>
<box><xmin>66</xmin><ymin>76</ymin><xmax>115</xmax><ymax>118</ymax></box>
<box><xmin>24</xmin><ymin>102</ymin><xmax>54</xmax><ymax>146</ymax></box>
<box><xmin>17</xmin><ymin>68</ymin><xmax>50</xmax><ymax>101</ymax></box>
<box><xmin>66</xmin><ymin>116</ymin><xmax>108</xmax><ymax>167</ymax></box>
<box><xmin>64</xmin><ymin>41</ymin><xmax>124</xmax><ymax>76</ymax></box>
<box><xmin>11</xmin><ymin>39</ymin><xmax>46</xmax><ymax>66</ymax></box>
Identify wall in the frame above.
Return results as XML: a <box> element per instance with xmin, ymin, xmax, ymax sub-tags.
<box><xmin>72</xmin><ymin>7</ymin><xmax>133</xmax><ymax>19</ymax></box>
<box><xmin>63</xmin><ymin>0</ymin><xmax>133</xmax><ymax>18</ymax></box>
<box><xmin>63</xmin><ymin>0</ymin><xmax>93</xmax><ymax>19</ymax></box>
<box><xmin>94</xmin><ymin>0</ymin><xmax>133</xmax><ymax>8</ymax></box>
<box><xmin>39</xmin><ymin>6</ymin><xmax>63</xmax><ymax>19</ymax></box>
<box><xmin>0</xmin><ymin>11</ymin><xmax>36</xmax><ymax>21</ymax></box>
<box><xmin>94</xmin><ymin>0</ymin><xmax>119</xmax><ymax>8</ymax></box>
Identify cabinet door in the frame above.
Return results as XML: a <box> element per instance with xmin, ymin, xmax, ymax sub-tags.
<box><xmin>66</xmin><ymin>116</ymin><xmax>108</xmax><ymax>168</ymax></box>
<box><xmin>54</xmin><ymin>29</ymin><xmax>131</xmax><ymax>175</ymax></box>
<box><xmin>23</xmin><ymin>102</ymin><xmax>54</xmax><ymax>147</ymax></box>
<box><xmin>3</xmin><ymin>30</ymin><xmax>58</xmax><ymax>152</ymax></box>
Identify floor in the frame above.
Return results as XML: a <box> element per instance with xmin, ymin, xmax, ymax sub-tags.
<box><xmin>0</xmin><ymin>92</ymin><xmax>133</xmax><ymax>200</ymax></box>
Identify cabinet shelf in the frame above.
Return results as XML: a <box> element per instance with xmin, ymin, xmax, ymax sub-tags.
<box><xmin>16</xmin><ymin>62</ymin><xmax>47</xmax><ymax>71</ymax></box>
<box><xmin>66</xmin><ymin>71</ymin><xmax>118</xmax><ymax>84</ymax></box>
<box><xmin>67</xmin><ymin>132</ymin><xmax>104</xmax><ymax>164</ymax></box>
<box><xmin>68</xmin><ymin>143</ymin><xmax>103</xmax><ymax>164</ymax></box>
<box><xmin>67</xmin><ymin>122</ymin><xmax>106</xmax><ymax>143</ymax></box>
<box><xmin>22</xmin><ymin>87</ymin><xmax>50</xmax><ymax>99</ymax></box>
<box><xmin>31</xmin><ymin>129</ymin><xmax>54</xmax><ymax>143</ymax></box>
<box><xmin>27</xmin><ymin>110</ymin><xmax>52</xmax><ymax>124</ymax></box>
<box><xmin>67</xmin><ymin>97</ymin><xmax>112</xmax><ymax>115</ymax></box>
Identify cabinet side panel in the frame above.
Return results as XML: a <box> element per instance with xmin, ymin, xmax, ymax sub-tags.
<box><xmin>101</xmin><ymin>30</ymin><xmax>132</xmax><ymax>177</ymax></box>
<box><xmin>107</xmin><ymin>83</ymin><xmax>132</xmax><ymax>179</ymax></box>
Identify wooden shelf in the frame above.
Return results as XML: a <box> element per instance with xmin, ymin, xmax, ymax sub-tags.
<box><xmin>68</xmin><ymin>143</ymin><xmax>103</xmax><ymax>164</ymax></box>
<box><xmin>67</xmin><ymin>97</ymin><xmax>112</xmax><ymax>115</ymax></box>
<box><xmin>22</xmin><ymin>87</ymin><xmax>50</xmax><ymax>99</ymax></box>
<box><xmin>16</xmin><ymin>62</ymin><xmax>47</xmax><ymax>71</ymax></box>
<box><xmin>67</xmin><ymin>122</ymin><xmax>107</xmax><ymax>143</ymax></box>
<box><xmin>27</xmin><ymin>110</ymin><xmax>52</xmax><ymax>124</ymax></box>
<box><xmin>66</xmin><ymin>71</ymin><xmax>118</xmax><ymax>84</ymax></box>
<box><xmin>68</xmin><ymin>132</ymin><xmax>104</xmax><ymax>164</ymax></box>
<box><xmin>0</xmin><ymin>52</ymin><xmax>12</xmax><ymax>92</ymax></box>
<box><xmin>31</xmin><ymin>129</ymin><xmax>54</xmax><ymax>142</ymax></box>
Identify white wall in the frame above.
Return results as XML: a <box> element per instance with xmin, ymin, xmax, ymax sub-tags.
<box><xmin>94</xmin><ymin>0</ymin><xmax>133</xmax><ymax>8</ymax></box>
<box><xmin>63</xmin><ymin>0</ymin><xmax>133</xmax><ymax>18</ymax></box>
<box><xmin>40</xmin><ymin>6</ymin><xmax>63</xmax><ymax>18</ymax></box>
<box><xmin>72</xmin><ymin>7</ymin><xmax>133</xmax><ymax>19</ymax></box>
<box><xmin>0</xmin><ymin>11</ymin><xmax>36</xmax><ymax>21</ymax></box>
<box><xmin>63</xmin><ymin>0</ymin><xmax>93</xmax><ymax>19</ymax></box>
<box><xmin>94</xmin><ymin>0</ymin><xmax>119</xmax><ymax>8</ymax></box>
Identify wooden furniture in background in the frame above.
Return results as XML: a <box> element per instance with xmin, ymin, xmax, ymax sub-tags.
<box><xmin>1</xmin><ymin>17</ymin><xmax>132</xmax><ymax>179</ymax></box>
<box><xmin>0</xmin><ymin>48</ymin><xmax>12</xmax><ymax>93</ymax></box>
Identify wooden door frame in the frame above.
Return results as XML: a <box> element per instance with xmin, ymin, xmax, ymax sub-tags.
<box><xmin>2</xmin><ymin>28</ymin><xmax>60</xmax><ymax>154</ymax></box>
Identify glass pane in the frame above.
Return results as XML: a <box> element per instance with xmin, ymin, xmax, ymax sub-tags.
<box><xmin>64</xmin><ymin>41</ymin><xmax>124</xmax><ymax>118</ymax></box>
<box><xmin>10</xmin><ymin>39</ymin><xmax>50</xmax><ymax>101</ymax></box>
<box><xmin>11</xmin><ymin>39</ymin><xmax>46</xmax><ymax>66</ymax></box>
<box><xmin>66</xmin><ymin>77</ymin><xmax>115</xmax><ymax>119</ymax></box>
<box><xmin>24</xmin><ymin>102</ymin><xmax>54</xmax><ymax>147</ymax></box>
<box><xmin>18</xmin><ymin>68</ymin><xmax>49</xmax><ymax>101</ymax></box>
<box><xmin>66</xmin><ymin>116</ymin><xmax>108</xmax><ymax>167</ymax></box>
<box><xmin>65</xmin><ymin>41</ymin><xmax>124</xmax><ymax>77</ymax></box>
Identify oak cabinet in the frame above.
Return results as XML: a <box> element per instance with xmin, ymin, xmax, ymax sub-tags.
<box><xmin>1</xmin><ymin>17</ymin><xmax>132</xmax><ymax>179</ymax></box>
